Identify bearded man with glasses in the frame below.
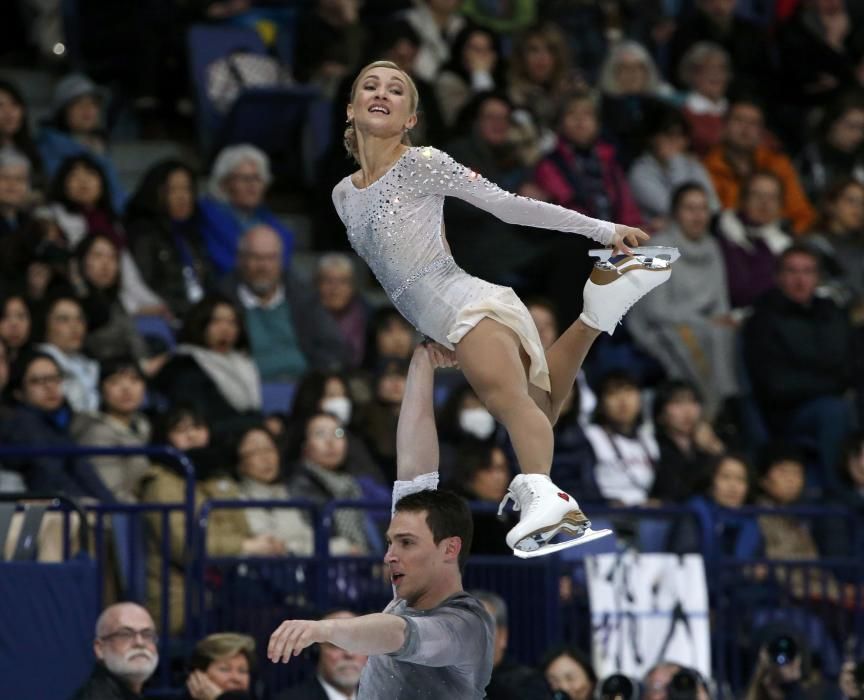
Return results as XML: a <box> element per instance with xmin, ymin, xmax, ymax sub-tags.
<box><xmin>72</xmin><ymin>602</ymin><xmax>160</xmax><ymax>699</ymax></box>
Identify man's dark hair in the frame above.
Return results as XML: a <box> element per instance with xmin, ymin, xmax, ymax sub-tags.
<box><xmin>394</xmin><ymin>490</ymin><xmax>474</xmax><ymax>571</ymax></box>
<box><xmin>777</xmin><ymin>243</ymin><xmax>821</xmax><ymax>274</ymax></box>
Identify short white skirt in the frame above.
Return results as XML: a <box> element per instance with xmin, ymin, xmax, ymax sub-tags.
<box><xmin>393</xmin><ymin>259</ymin><xmax>551</xmax><ymax>392</ymax></box>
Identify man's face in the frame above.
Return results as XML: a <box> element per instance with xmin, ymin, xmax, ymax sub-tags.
<box><xmin>776</xmin><ymin>252</ymin><xmax>820</xmax><ymax>305</ymax></box>
<box><xmin>385</xmin><ymin>510</ymin><xmax>456</xmax><ymax>606</ymax></box>
<box><xmin>318</xmin><ymin>612</ymin><xmax>367</xmax><ymax>693</ymax></box>
<box><xmin>94</xmin><ymin>605</ymin><xmax>159</xmax><ymax>686</ymax></box>
<box><xmin>725</xmin><ymin>104</ymin><xmax>763</xmax><ymax>152</ymax></box>
<box><xmin>238</xmin><ymin>229</ymin><xmax>283</xmax><ymax>296</ymax></box>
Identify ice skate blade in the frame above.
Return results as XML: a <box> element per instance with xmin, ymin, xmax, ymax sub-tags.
<box><xmin>512</xmin><ymin>528</ymin><xmax>613</xmax><ymax>559</ymax></box>
<box><xmin>589</xmin><ymin>246</ymin><xmax>680</xmax><ymax>264</ymax></box>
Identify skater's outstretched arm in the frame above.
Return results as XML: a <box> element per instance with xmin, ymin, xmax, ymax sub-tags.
<box><xmin>417</xmin><ymin>146</ymin><xmax>648</xmax><ymax>254</ymax></box>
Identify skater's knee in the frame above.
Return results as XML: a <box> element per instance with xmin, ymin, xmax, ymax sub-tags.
<box><xmin>483</xmin><ymin>386</ymin><xmax>538</xmax><ymax>424</ymax></box>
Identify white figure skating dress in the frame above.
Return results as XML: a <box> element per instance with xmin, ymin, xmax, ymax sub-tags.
<box><xmin>332</xmin><ymin>146</ymin><xmax>616</xmax><ymax>391</ymax></box>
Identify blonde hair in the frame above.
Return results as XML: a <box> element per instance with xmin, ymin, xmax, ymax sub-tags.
<box><xmin>189</xmin><ymin>633</ymin><xmax>256</xmax><ymax>672</ymax></box>
<box><xmin>344</xmin><ymin>60</ymin><xmax>420</xmax><ymax>163</ymax></box>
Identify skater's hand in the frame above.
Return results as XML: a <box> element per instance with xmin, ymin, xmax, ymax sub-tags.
<box><xmin>268</xmin><ymin>619</ymin><xmax>328</xmax><ymax>663</ymax></box>
<box><xmin>611</xmin><ymin>224</ymin><xmax>649</xmax><ymax>256</ymax></box>
<box><xmin>419</xmin><ymin>340</ymin><xmax>459</xmax><ymax>369</ymax></box>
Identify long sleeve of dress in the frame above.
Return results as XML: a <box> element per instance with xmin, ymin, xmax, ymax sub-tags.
<box><xmin>421</xmin><ymin>147</ymin><xmax>616</xmax><ymax>245</ymax></box>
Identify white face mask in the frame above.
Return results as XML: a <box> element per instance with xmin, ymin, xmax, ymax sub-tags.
<box><xmin>322</xmin><ymin>396</ymin><xmax>352</xmax><ymax>425</ymax></box>
<box><xmin>459</xmin><ymin>407</ymin><xmax>496</xmax><ymax>440</ymax></box>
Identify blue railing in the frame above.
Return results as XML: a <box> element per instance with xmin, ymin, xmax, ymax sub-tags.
<box><xmin>3</xmin><ymin>444</ymin><xmax>864</xmax><ymax>696</ymax></box>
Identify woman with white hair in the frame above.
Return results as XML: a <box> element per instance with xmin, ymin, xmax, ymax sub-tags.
<box><xmin>598</xmin><ymin>40</ymin><xmax>673</xmax><ymax>169</ymax></box>
<box><xmin>678</xmin><ymin>42</ymin><xmax>732</xmax><ymax>156</ymax></box>
<box><xmin>198</xmin><ymin>143</ymin><xmax>295</xmax><ymax>275</ymax></box>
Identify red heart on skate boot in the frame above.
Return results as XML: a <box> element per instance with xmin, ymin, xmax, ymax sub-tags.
<box><xmin>557</xmin><ymin>492</ymin><xmax>570</xmax><ymax>502</ymax></box>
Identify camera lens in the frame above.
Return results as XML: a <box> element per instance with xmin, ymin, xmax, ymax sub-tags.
<box><xmin>767</xmin><ymin>635</ymin><xmax>798</xmax><ymax>666</ymax></box>
<box><xmin>600</xmin><ymin>674</ymin><xmax>635</xmax><ymax>700</ymax></box>
<box><xmin>668</xmin><ymin>669</ymin><xmax>700</xmax><ymax>700</ymax></box>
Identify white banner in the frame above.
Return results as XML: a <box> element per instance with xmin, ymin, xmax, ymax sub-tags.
<box><xmin>586</xmin><ymin>552</ymin><xmax>711</xmax><ymax>680</ymax></box>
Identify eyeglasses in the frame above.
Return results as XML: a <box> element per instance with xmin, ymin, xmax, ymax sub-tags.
<box><xmin>26</xmin><ymin>373</ymin><xmax>64</xmax><ymax>387</ymax></box>
<box><xmin>99</xmin><ymin>627</ymin><xmax>159</xmax><ymax>645</ymax></box>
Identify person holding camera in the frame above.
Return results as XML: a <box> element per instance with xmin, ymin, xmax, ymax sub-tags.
<box><xmin>744</xmin><ymin>634</ymin><xmax>826</xmax><ymax>700</ymax></box>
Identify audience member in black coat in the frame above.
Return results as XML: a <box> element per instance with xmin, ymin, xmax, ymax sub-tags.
<box><xmin>777</xmin><ymin>0</ymin><xmax>864</xmax><ymax>108</ymax></box>
<box><xmin>650</xmin><ymin>380</ymin><xmax>725</xmax><ymax>503</ymax></box>
<box><xmin>743</xmin><ymin>245</ymin><xmax>858</xmax><ymax>490</ymax></box>
<box><xmin>473</xmin><ymin>591</ymin><xmax>556</xmax><ymax>700</ymax></box>
<box><xmin>125</xmin><ymin>159</ymin><xmax>215</xmax><ymax>318</ymax></box>
<box><xmin>0</xmin><ymin>349</ymin><xmax>114</xmax><ymax>501</ymax></box>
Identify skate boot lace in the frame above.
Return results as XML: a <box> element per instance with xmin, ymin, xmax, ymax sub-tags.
<box><xmin>497</xmin><ymin>478</ymin><xmax>540</xmax><ymax>517</ymax></box>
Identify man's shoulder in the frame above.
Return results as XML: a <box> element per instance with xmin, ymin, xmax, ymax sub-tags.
<box><xmin>435</xmin><ymin>592</ymin><xmax>495</xmax><ymax>631</ymax></box>
<box><xmin>71</xmin><ymin>664</ymin><xmax>139</xmax><ymax>700</ymax></box>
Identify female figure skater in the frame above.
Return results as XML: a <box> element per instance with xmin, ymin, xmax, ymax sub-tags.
<box><xmin>332</xmin><ymin>61</ymin><xmax>674</xmax><ymax>556</ymax></box>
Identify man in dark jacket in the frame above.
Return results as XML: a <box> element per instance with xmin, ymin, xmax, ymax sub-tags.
<box><xmin>472</xmin><ymin>590</ymin><xmax>555</xmax><ymax>700</ymax></box>
<box><xmin>72</xmin><ymin>602</ymin><xmax>159</xmax><ymax>699</ymax></box>
<box><xmin>276</xmin><ymin>610</ymin><xmax>367</xmax><ymax>700</ymax></box>
<box><xmin>743</xmin><ymin>244</ymin><xmax>859</xmax><ymax>489</ymax></box>
<box><xmin>222</xmin><ymin>225</ymin><xmax>349</xmax><ymax>381</ymax></box>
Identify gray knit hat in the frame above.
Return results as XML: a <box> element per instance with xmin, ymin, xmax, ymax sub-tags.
<box><xmin>51</xmin><ymin>73</ymin><xmax>105</xmax><ymax>116</ymax></box>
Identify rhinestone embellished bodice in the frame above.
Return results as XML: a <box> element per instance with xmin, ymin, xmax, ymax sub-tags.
<box><xmin>331</xmin><ymin>146</ymin><xmax>616</xmax><ymax>343</ymax></box>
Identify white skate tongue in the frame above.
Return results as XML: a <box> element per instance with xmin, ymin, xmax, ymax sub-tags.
<box><xmin>512</xmin><ymin>528</ymin><xmax>613</xmax><ymax>559</ymax></box>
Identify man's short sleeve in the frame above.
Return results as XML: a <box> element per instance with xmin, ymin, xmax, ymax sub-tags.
<box><xmin>387</xmin><ymin>607</ymin><xmax>487</xmax><ymax>668</ymax></box>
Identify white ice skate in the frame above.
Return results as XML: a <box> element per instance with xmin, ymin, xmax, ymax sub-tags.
<box><xmin>579</xmin><ymin>249</ymin><xmax>677</xmax><ymax>335</ymax></box>
<box><xmin>498</xmin><ymin>474</ymin><xmax>613</xmax><ymax>558</ymax></box>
